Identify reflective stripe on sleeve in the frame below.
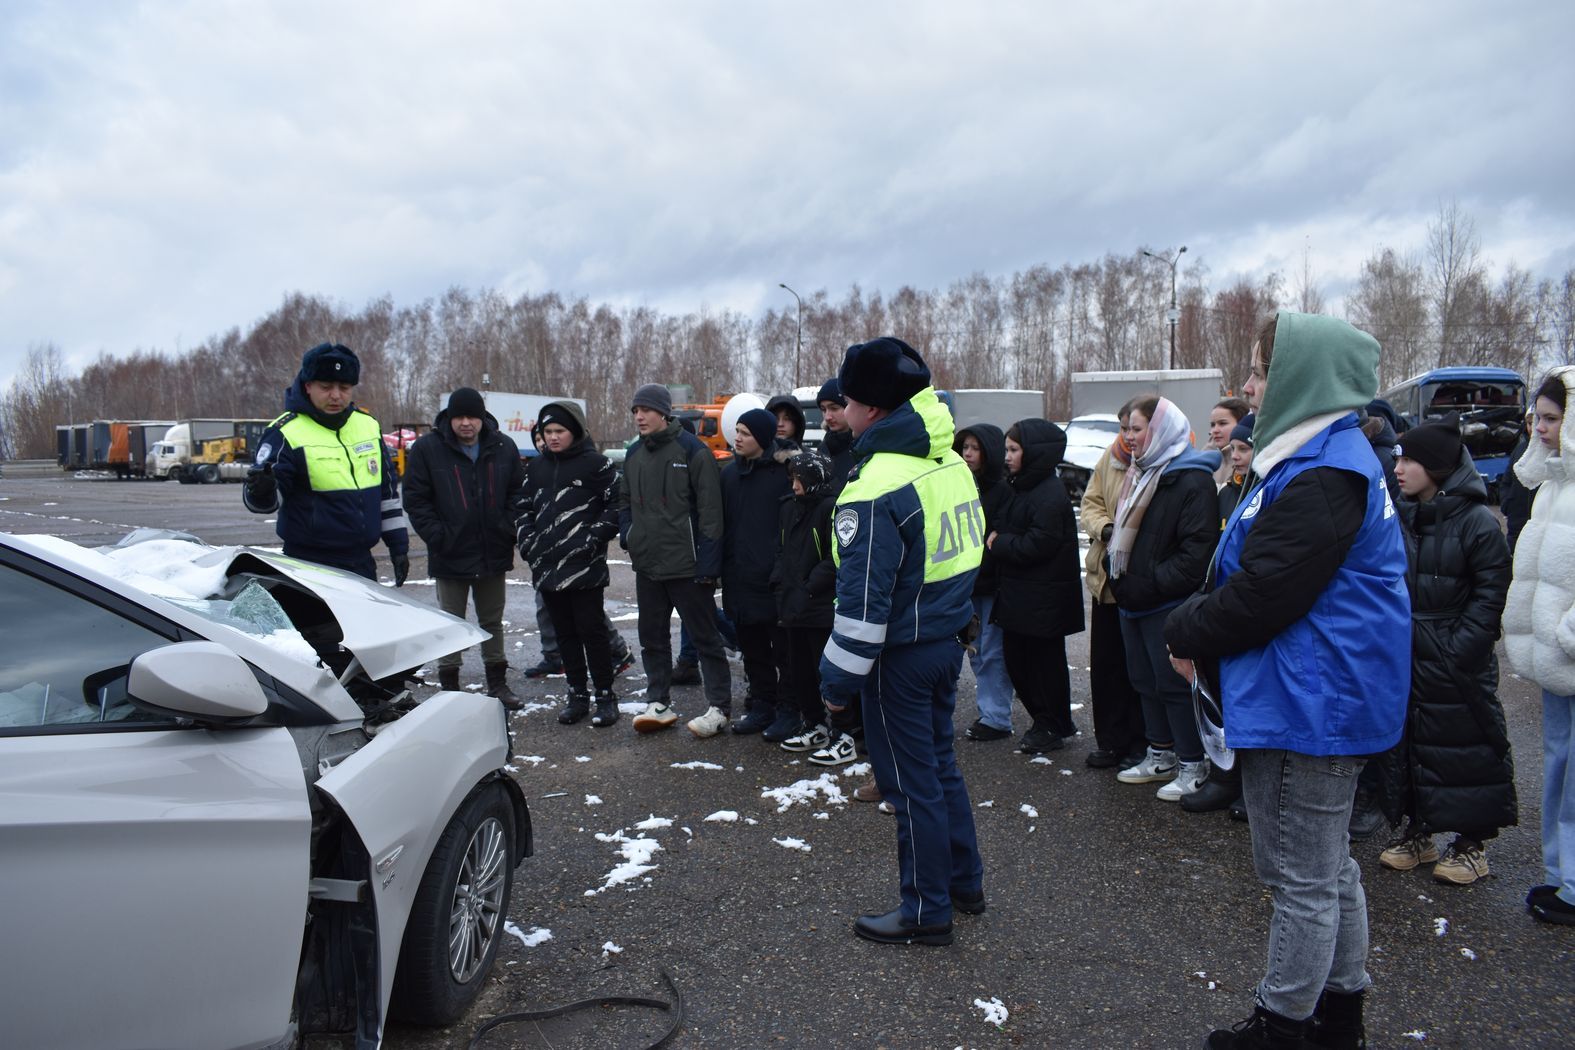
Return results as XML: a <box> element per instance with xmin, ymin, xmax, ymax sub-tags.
<box><xmin>834</xmin><ymin>614</ymin><xmax>888</xmax><ymax>644</ymax></box>
<box><xmin>824</xmin><ymin>638</ymin><xmax>875</xmax><ymax>675</ymax></box>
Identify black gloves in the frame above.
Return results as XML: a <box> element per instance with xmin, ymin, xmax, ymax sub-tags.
<box><xmin>244</xmin><ymin>467</ymin><xmax>277</xmax><ymax>508</ymax></box>
<box><xmin>392</xmin><ymin>553</ymin><xmax>410</xmax><ymax>587</ymax></box>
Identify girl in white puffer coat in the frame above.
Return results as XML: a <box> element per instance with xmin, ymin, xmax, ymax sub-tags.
<box><xmin>1504</xmin><ymin>366</ymin><xmax>1575</xmax><ymax>926</ymax></box>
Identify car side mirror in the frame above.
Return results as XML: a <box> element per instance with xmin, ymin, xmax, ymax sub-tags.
<box><xmin>127</xmin><ymin>641</ymin><xmax>270</xmax><ymax>722</ymax></box>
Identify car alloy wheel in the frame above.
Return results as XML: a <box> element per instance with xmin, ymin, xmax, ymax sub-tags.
<box><xmin>448</xmin><ymin>815</ymin><xmax>508</xmax><ymax>983</ymax></box>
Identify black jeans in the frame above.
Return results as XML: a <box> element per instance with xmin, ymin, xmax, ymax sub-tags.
<box><xmin>635</xmin><ymin>574</ymin><xmax>732</xmax><ymax>713</ymax></box>
<box><xmin>542</xmin><ymin>587</ymin><xmax>614</xmax><ymax>694</ymax></box>
<box><xmin>1002</xmin><ymin>630</ymin><xmax>1073</xmax><ymax>737</ymax></box>
<box><xmin>1089</xmin><ymin>600</ymin><xmax>1144</xmax><ymax>757</ymax></box>
<box><xmin>782</xmin><ymin>624</ymin><xmax>832</xmax><ymax>725</ymax></box>
<box><xmin>734</xmin><ymin>621</ymin><xmax>789</xmax><ymax>710</ymax></box>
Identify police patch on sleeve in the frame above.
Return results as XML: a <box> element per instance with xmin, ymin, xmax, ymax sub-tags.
<box><xmin>835</xmin><ymin>508</ymin><xmax>859</xmax><ymax>547</ymax></box>
<box><xmin>256</xmin><ymin>442</ymin><xmax>273</xmax><ymax>465</ymax></box>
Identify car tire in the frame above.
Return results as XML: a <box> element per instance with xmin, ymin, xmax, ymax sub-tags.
<box><xmin>390</xmin><ymin>783</ymin><xmax>516</xmax><ymax>1025</ymax></box>
<box><xmin>197</xmin><ymin>464</ymin><xmax>221</xmax><ymax>484</ymax></box>
<box><xmin>174</xmin><ymin>467</ymin><xmax>196</xmax><ymax>485</ymax></box>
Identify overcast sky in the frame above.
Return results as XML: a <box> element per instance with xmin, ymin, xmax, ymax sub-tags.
<box><xmin>3</xmin><ymin>1</ymin><xmax>1572</xmax><ymax>389</ymax></box>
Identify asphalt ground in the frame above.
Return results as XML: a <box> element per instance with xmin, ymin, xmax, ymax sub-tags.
<box><xmin>2</xmin><ymin>474</ymin><xmax>1571</xmax><ymax>1049</ymax></box>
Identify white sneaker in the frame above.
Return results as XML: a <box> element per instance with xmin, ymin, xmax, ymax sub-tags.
<box><xmin>1117</xmin><ymin>747</ymin><xmax>1177</xmax><ymax>784</ymax></box>
<box><xmin>808</xmin><ymin>733</ymin><xmax>858</xmax><ymax>766</ymax></box>
<box><xmin>686</xmin><ymin>705</ymin><xmax>728</xmax><ymax>738</ymax></box>
<box><xmin>1156</xmin><ymin>759</ymin><xmax>1209</xmax><ymax>801</ymax></box>
<box><xmin>633</xmin><ymin>702</ymin><xmax>679</xmax><ymax>733</ymax></box>
<box><xmin>781</xmin><ymin>723</ymin><xmax>831</xmax><ymax>753</ymax></box>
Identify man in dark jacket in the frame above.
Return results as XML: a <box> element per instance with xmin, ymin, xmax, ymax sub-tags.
<box><xmin>723</xmin><ymin>408</ymin><xmax>796</xmax><ymax>738</ymax></box>
<box><xmin>243</xmin><ymin>342</ymin><xmax>410</xmax><ymax>584</ymax></box>
<box><xmin>403</xmin><ymin>387</ymin><xmax>526</xmax><ymax>706</ymax></box>
<box><xmin>619</xmin><ymin>383</ymin><xmax>732</xmax><ymax>737</ymax></box>
<box><xmin>817</xmin><ymin>378</ymin><xmax>856</xmax><ymax>488</ymax></box>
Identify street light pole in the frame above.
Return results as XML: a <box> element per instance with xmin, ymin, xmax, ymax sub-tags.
<box><xmin>1143</xmin><ymin>246</ymin><xmax>1186</xmax><ymax>369</ymax></box>
<box><xmin>779</xmin><ymin>283</ymin><xmax>803</xmax><ymax>386</ymax></box>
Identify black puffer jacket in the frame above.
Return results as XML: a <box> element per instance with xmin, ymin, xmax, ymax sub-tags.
<box><xmin>517</xmin><ymin>403</ymin><xmax>619</xmax><ymax>592</ymax></box>
<box><xmin>721</xmin><ymin>440</ymin><xmax>794</xmax><ymax>624</ymax></box>
<box><xmin>956</xmin><ymin>423</ymin><xmax>1008</xmax><ymax>598</ymax></box>
<box><xmin>1377</xmin><ymin>451</ymin><xmax>1517</xmax><ymax>834</ymax></box>
<box><xmin>403</xmin><ymin>410</ymin><xmax>525</xmax><ymax>579</ymax></box>
<box><xmin>822</xmin><ymin>426</ymin><xmax>856</xmax><ymax>491</ymax></box>
<box><xmin>988</xmin><ymin>419</ymin><xmax>1085</xmax><ymax>638</ymax></box>
<box><xmin>1108</xmin><ymin>450</ymin><xmax>1218</xmax><ymax>616</ymax></box>
<box><xmin>772</xmin><ymin>489</ymin><xmax>836</xmax><ymax>628</ymax></box>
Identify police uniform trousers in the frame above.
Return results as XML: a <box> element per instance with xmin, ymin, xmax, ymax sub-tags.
<box><xmin>861</xmin><ymin>636</ymin><xmax>983</xmax><ymax>926</ymax></box>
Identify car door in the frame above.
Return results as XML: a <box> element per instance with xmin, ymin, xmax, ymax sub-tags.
<box><xmin>0</xmin><ymin>551</ymin><xmax>312</xmax><ymax>1050</ymax></box>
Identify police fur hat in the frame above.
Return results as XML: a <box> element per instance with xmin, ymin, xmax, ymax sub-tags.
<box><xmin>838</xmin><ymin>337</ymin><xmax>930</xmax><ymax>410</ymax></box>
<box><xmin>299</xmin><ymin>342</ymin><xmax>360</xmax><ymax>385</ymax></box>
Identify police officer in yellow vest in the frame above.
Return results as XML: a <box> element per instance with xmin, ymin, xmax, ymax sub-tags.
<box><xmin>243</xmin><ymin>343</ymin><xmax>411</xmax><ymax>584</ymax></box>
<box><xmin>819</xmin><ymin>337</ymin><xmax>986</xmax><ymax>946</ymax></box>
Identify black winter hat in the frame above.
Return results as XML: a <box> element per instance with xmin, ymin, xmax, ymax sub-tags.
<box><xmin>815</xmin><ymin>378</ymin><xmax>846</xmax><ymax>407</ymax></box>
<box><xmin>788</xmin><ymin>450</ymin><xmax>833</xmax><ymax>497</ymax></box>
<box><xmin>537</xmin><ymin>402</ymin><xmax>584</xmax><ymax>441</ymax></box>
<box><xmin>631</xmin><ymin>383</ymin><xmax>674</xmax><ymax>419</ymax></box>
<box><xmin>1229</xmin><ymin>413</ymin><xmax>1255</xmax><ymax>446</ymax></box>
<box><xmin>838</xmin><ymin>337</ymin><xmax>930</xmax><ymax>410</ymax></box>
<box><xmin>1396</xmin><ymin>414</ymin><xmax>1461</xmax><ymax>474</ymax></box>
<box><xmin>299</xmin><ymin>342</ymin><xmax>360</xmax><ymax>385</ymax></box>
<box><xmin>737</xmin><ymin>408</ymin><xmax>778</xmax><ymax>453</ymax></box>
<box><xmin>446</xmin><ymin>387</ymin><xmax>486</xmax><ymax>419</ymax></box>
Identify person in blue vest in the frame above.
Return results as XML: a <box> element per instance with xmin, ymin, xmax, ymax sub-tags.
<box><xmin>1164</xmin><ymin>313</ymin><xmax>1410</xmax><ymax>1050</ymax></box>
<box><xmin>243</xmin><ymin>342</ymin><xmax>410</xmax><ymax>584</ymax></box>
<box><xmin>819</xmin><ymin>337</ymin><xmax>985</xmax><ymax>947</ymax></box>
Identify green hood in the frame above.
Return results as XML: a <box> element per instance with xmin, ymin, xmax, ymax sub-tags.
<box><xmin>1254</xmin><ymin>311</ymin><xmax>1381</xmax><ymax>453</ymax></box>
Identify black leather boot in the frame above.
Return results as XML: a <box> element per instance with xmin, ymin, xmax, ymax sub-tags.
<box><xmin>485</xmin><ymin>662</ymin><xmax>522</xmax><ymax>710</ymax></box>
<box><xmin>437</xmin><ymin>666</ymin><xmax>460</xmax><ymax>691</ymax></box>
<box><xmin>559</xmin><ymin>689</ymin><xmax>591</xmax><ymax>725</ymax></box>
<box><xmin>1307</xmin><ymin>989</ymin><xmax>1367</xmax><ymax>1049</ymax></box>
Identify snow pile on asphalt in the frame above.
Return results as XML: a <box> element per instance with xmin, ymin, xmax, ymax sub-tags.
<box><xmin>761</xmin><ymin>772</ymin><xmax>847</xmax><ymax>812</ymax></box>
<box><xmin>633</xmin><ymin>814</ymin><xmax>674</xmax><ymax>830</ymax></box>
<box><xmin>503</xmin><ymin>921</ymin><xmax>553</xmax><ymax>948</ymax></box>
<box><xmin>671</xmin><ymin>760</ymin><xmax>725</xmax><ymax>771</ymax></box>
<box><xmin>1434</xmin><ymin>918</ymin><xmax>1448</xmax><ymax>937</ymax></box>
<box><xmin>773</xmin><ymin>837</ymin><xmax>811</xmax><ymax>852</ymax></box>
<box><xmin>586</xmin><ymin>830</ymin><xmax>664</xmax><ymax>896</ymax></box>
<box><xmin>1020</xmin><ymin>804</ymin><xmax>1038</xmax><ymax>818</ymax></box>
<box><xmin>602</xmin><ymin>941</ymin><xmax>624</xmax><ymax>958</ymax></box>
<box><xmin>973</xmin><ymin>997</ymin><xmax>1009</xmax><ymax>1026</ymax></box>
<box><xmin>703</xmin><ymin>810</ymin><xmax>739</xmax><ymax>822</ymax></box>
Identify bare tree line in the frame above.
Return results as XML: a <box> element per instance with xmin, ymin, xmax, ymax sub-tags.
<box><xmin>5</xmin><ymin>202</ymin><xmax>1573</xmax><ymax>460</ymax></box>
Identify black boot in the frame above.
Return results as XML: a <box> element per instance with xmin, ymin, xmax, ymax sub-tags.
<box><xmin>731</xmin><ymin>698</ymin><xmax>774</xmax><ymax>734</ymax></box>
<box><xmin>1205</xmin><ymin>1006</ymin><xmax>1308</xmax><ymax>1049</ymax></box>
<box><xmin>670</xmin><ymin>658</ymin><xmax>701</xmax><ymax>685</ymax></box>
<box><xmin>485</xmin><ymin>663</ymin><xmax>523</xmax><ymax>710</ymax></box>
<box><xmin>1183</xmin><ymin>766</ymin><xmax>1242</xmax><ymax>813</ymax></box>
<box><xmin>1307</xmin><ymin>989</ymin><xmax>1366</xmax><ymax>1049</ymax></box>
<box><xmin>437</xmin><ymin>666</ymin><xmax>460</xmax><ymax>691</ymax></box>
<box><xmin>559</xmin><ymin>689</ymin><xmax>591</xmax><ymax>725</ymax></box>
<box><xmin>523</xmin><ymin>654</ymin><xmax>563</xmax><ymax>678</ymax></box>
<box><xmin>591</xmin><ymin>689</ymin><xmax>620</xmax><ymax>727</ymax></box>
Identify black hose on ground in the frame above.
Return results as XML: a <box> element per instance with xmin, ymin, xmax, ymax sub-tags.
<box><xmin>467</xmin><ymin>968</ymin><xmax>683</xmax><ymax>1049</ymax></box>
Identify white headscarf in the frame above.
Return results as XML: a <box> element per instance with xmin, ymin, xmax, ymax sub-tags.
<box><xmin>1109</xmin><ymin>397</ymin><xmax>1194</xmax><ymax>579</ymax></box>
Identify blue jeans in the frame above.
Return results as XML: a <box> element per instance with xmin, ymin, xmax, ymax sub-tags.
<box><xmin>863</xmin><ymin>637</ymin><xmax>983</xmax><ymax>927</ymax></box>
<box><xmin>1239</xmin><ymin>749</ymin><xmax>1370</xmax><ymax>1021</ymax></box>
<box><xmin>1543</xmin><ymin>690</ymin><xmax>1575</xmax><ymax>904</ymax></box>
<box><xmin>969</xmin><ymin>595</ymin><xmax>1013</xmax><ymax>731</ymax></box>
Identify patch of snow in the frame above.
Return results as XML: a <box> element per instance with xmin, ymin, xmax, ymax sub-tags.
<box><xmin>773</xmin><ymin>837</ymin><xmax>811</xmax><ymax>852</ymax></box>
<box><xmin>814</xmin><ymin>812</ymin><xmax>829</xmax><ymax>820</ymax></box>
<box><xmin>681</xmin><ymin>826</ymin><xmax>692</xmax><ymax>837</ymax></box>
<box><xmin>585</xmin><ymin>795</ymin><xmax>603</xmax><ymax>805</ymax></box>
<box><xmin>575</xmin><ymin>756</ymin><xmax>591</xmax><ymax>763</ymax></box>
<box><xmin>844</xmin><ymin>762</ymin><xmax>871</xmax><ymax>777</ymax></box>
<box><xmin>602</xmin><ymin>941</ymin><xmax>624</xmax><ymax>957</ymax></box>
<box><xmin>1020</xmin><ymin>804</ymin><xmax>1038</xmax><ymax>818</ymax></box>
<box><xmin>1059</xmin><ymin>769</ymin><xmax>1073</xmax><ymax>776</ymax></box>
<box><xmin>1070</xmin><ymin>702</ymin><xmax>1084</xmax><ymax>711</ymax></box>
<box><xmin>704</xmin><ymin>810</ymin><xmax>739</xmax><ymax>822</ymax></box>
<box><xmin>1402</xmin><ymin>1032</ymin><xmax>1427</xmax><ymax>1041</ymax></box>
<box><xmin>672</xmin><ymin>760</ymin><xmax>725</xmax><ymax>770</ymax></box>
<box><xmin>745</xmin><ymin>817</ymin><xmax>759</xmax><ymax>826</ymax></box>
<box><xmin>973</xmin><ymin>997</ymin><xmax>1009</xmax><ymax>1026</ymax></box>
<box><xmin>1459</xmin><ymin>947</ymin><xmax>1477</xmax><ymax>960</ymax></box>
<box><xmin>503</xmin><ymin>921</ymin><xmax>553</xmax><ymax>948</ymax></box>
<box><xmin>977</xmin><ymin>800</ymin><xmax>995</xmax><ymax>808</ymax></box>
<box><xmin>585</xmin><ymin>834</ymin><xmax>664</xmax><ymax>896</ymax></box>
<box><xmin>761</xmin><ymin>772</ymin><xmax>848</xmax><ymax>812</ymax></box>
<box><xmin>1433</xmin><ymin>917</ymin><xmax>1448</xmax><ymax>937</ymax></box>
<box><xmin>1030</xmin><ymin>756</ymin><xmax>1053</xmax><ymax>765</ymax></box>
<box><xmin>518</xmin><ymin>755</ymin><xmax>546</xmax><ymax>765</ymax></box>
<box><xmin>633</xmin><ymin>814</ymin><xmax>673</xmax><ymax>830</ymax></box>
